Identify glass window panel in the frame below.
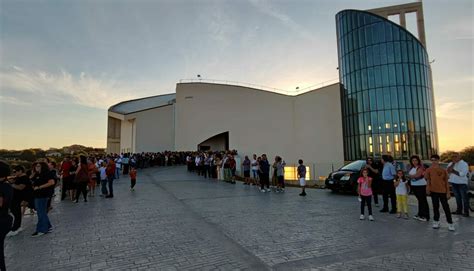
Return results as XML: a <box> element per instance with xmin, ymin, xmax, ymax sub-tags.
<box><xmin>420</xmin><ymin>65</ymin><xmax>426</xmax><ymax>86</ymax></box>
<box><xmin>412</xmin><ymin>86</ymin><xmax>419</xmax><ymax>108</ymax></box>
<box><xmin>370</xmin><ymin>111</ymin><xmax>378</xmax><ymax>132</ymax></box>
<box><xmin>415</xmin><ymin>133</ymin><xmax>422</xmax><ymax>157</ymax></box>
<box><xmin>348</xmin><ymin>31</ymin><xmax>353</xmax><ymax>51</ymax></box>
<box><xmin>390</xmin><ymin>86</ymin><xmax>398</xmax><ymax>109</ymax></box>
<box><xmin>360</xmin><ymin>47</ymin><xmax>366</xmax><ymax>69</ymax></box>
<box><xmin>383</xmin><ymin>87</ymin><xmax>391</xmax><ymax>109</ymax></box>
<box><xmin>409</xmin><ymin>64</ymin><xmax>416</xmax><ymax>85</ymax></box>
<box><xmin>364</xmin><ymin>112</ymin><xmax>371</xmax><ymax>133</ymax></box>
<box><xmin>380</xmin><ymin>43</ymin><xmax>387</xmax><ymax>65</ymax></box>
<box><xmin>369</xmin><ymin>88</ymin><xmax>377</xmax><ymax>111</ymax></box>
<box><xmin>375</xmin><ymin>66</ymin><xmax>382</xmax><ymax>88</ymax></box>
<box><xmin>421</xmin><ymin>132</ymin><xmax>428</xmax><ymax>158</ymax></box>
<box><xmin>373</xmin><ymin>44</ymin><xmax>380</xmax><ymax>66</ymax></box>
<box><xmin>400</xmin><ymin>27</ymin><xmax>407</xmax><ymax>40</ymax></box>
<box><xmin>353</xmin><ymin>29</ymin><xmax>359</xmax><ymax>50</ymax></box>
<box><xmin>385</xmin><ymin>23</ymin><xmax>393</xmax><ymax>42</ymax></box>
<box><xmin>401</xmin><ymin>42</ymin><xmax>409</xmax><ymax>62</ymax></box>
<box><xmin>361</xmin><ymin>69</ymin><xmax>368</xmax><ymax>90</ymax></box>
<box><xmin>376</xmin><ymin>88</ymin><xmax>384</xmax><ymax>110</ymax></box>
<box><xmin>360</xmin><ymin>135</ymin><xmax>367</xmax><ymax>158</ymax></box>
<box><xmin>399</xmin><ymin>110</ymin><xmax>407</xmax><ymax>132</ymax></box>
<box><xmin>382</xmin><ymin>65</ymin><xmax>389</xmax><ymax>87</ymax></box>
<box><xmin>407</xmin><ymin>42</ymin><xmax>414</xmax><ymax>63</ymax></box>
<box><xmin>415</xmin><ymin>64</ymin><xmax>422</xmax><ymax>86</ymax></box>
<box><xmin>385</xmin><ymin>110</ymin><xmax>393</xmax><ymax>132</ymax></box>
<box><xmin>396</xmin><ymin>63</ymin><xmax>404</xmax><ymax>85</ymax></box>
<box><xmin>392</xmin><ymin>24</ymin><xmax>400</xmax><ymax>40</ymax></box>
<box><xmin>359</xmin><ymin>114</ymin><xmax>365</xmax><ymax>134</ymax></box>
<box><xmin>397</xmin><ymin>86</ymin><xmax>406</xmax><ymax>108</ymax></box>
<box><xmin>366</xmin><ymin>45</ymin><xmax>373</xmax><ymax>67</ymax></box>
<box><xmin>392</xmin><ymin>109</ymin><xmax>400</xmax><ymax>132</ymax></box>
<box><xmin>368</xmin><ymin>67</ymin><xmax>375</xmax><ymax>89</ymax></box>
<box><xmin>377</xmin><ymin>111</ymin><xmax>385</xmax><ymax>132</ymax></box>
<box><xmin>405</xmin><ymin>87</ymin><xmax>413</xmax><ymax>108</ymax></box>
<box><xmin>355</xmin><ymin>50</ymin><xmax>361</xmax><ymax>71</ymax></box>
<box><xmin>377</xmin><ymin>22</ymin><xmax>385</xmax><ymax>43</ymax></box>
<box><xmin>417</xmin><ymin>86</ymin><xmax>424</xmax><ymax>109</ymax></box>
<box><xmin>403</xmin><ymin>63</ymin><xmax>411</xmax><ymax>85</ymax></box>
<box><xmin>362</xmin><ymin>90</ymin><xmax>369</xmax><ymax>111</ymax></box>
<box><xmin>357</xmin><ymin>91</ymin><xmax>363</xmax><ymax>112</ymax></box>
<box><xmin>365</xmin><ymin>24</ymin><xmax>373</xmax><ymax>45</ymax></box>
<box><xmin>407</xmin><ymin>109</ymin><xmax>415</xmax><ymax>132</ymax></box>
<box><xmin>359</xmin><ymin>28</ymin><xmax>366</xmax><ymax>48</ymax></box>
<box><xmin>388</xmin><ymin>65</ymin><xmax>397</xmax><ymax>85</ymax></box>
<box><xmin>414</xmin><ymin>43</ymin><xmax>420</xmax><ymax>63</ymax></box>
<box><xmin>394</xmin><ymin>41</ymin><xmax>401</xmax><ymax>63</ymax></box>
<box><xmin>352</xmin><ymin>12</ymin><xmax>358</xmax><ymax>30</ymax></box>
<box><xmin>387</xmin><ymin>43</ymin><xmax>395</xmax><ymax>64</ymax></box>
<box><xmin>354</xmin><ymin>134</ymin><xmax>361</xmax><ymax>159</ymax></box>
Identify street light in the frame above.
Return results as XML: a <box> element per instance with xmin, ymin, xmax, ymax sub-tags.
<box><xmin>197</xmin><ymin>74</ymin><xmax>202</xmax><ymax>82</ymax></box>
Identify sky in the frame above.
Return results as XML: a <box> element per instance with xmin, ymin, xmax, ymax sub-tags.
<box><xmin>0</xmin><ymin>0</ymin><xmax>472</xmax><ymax>152</ymax></box>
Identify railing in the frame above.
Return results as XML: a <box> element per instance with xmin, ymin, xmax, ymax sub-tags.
<box><xmin>178</xmin><ymin>78</ymin><xmax>340</xmax><ymax>96</ymax></box>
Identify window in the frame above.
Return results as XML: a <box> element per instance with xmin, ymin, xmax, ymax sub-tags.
<box><xmin>385</xmin><ymin>23</ymin><xmax>393</xmax><ymax>42</ymax></box>
<box><xmin>385</xmin><ymin>110</ymin><xmax>393</xmax><ymax>132</ymax></box>
<box><xmin>373</xmin><ymin>44</ymin><xmax>380</xmax><ymax>66</ymax></box>
<box><xmin>396</xmin><ymin>63</ymin><xmax>404</xmax><ymax>85</ymax></box>
<box><xmin>380</xmin><ymin>43</ymin><xmax>387</xmax><ymax>65</ymax></box>
<box><xmin>375</xmin><ymin>66</ymin><xmax>382</xmax><ymax>88</ymax></box>
<box><xmin>392</xmin><ymin>110</ymin><xmax>400</xmax><ymax>132</ymax></box>
<box><xmin>401</xmin><ymin>42</ymin><xmax>409</xmax><ymax>62</ymax></box>
<box><xmin>382</xmin><ymin>65</ymin><xmax>389</xmax><ymax>87</ymax></box>
<box><xmin>394</xmin><ymin>42</ymin><xmax>401</xmax><ymax>63</ymax></box>
<box><xmin>387</xmin><ymin>43</ymin><xmax>395</xmax><ymax>64</ymax></box>
<box><xmin>383</xmin><ymin>87</ymin><xmax>391</xmax><ymax>109</ymax></box>
<box><xmin>398</xmin><ymin>86</ymin><xmax>406</xmax><ymax>108</ymax></box>
<box><xmin>411</xmin><ymin>86</ymin><xmax>419</xmax><ymax>108</ymax></box>
<box><xmin>360</xmin><ymin>48</ymin><xmax>366</xmax><ymax>69</ymax></box>
<box><xmin>376</xmin><ymin>88</ymin><xmax>384</xmax><ymax>110</ymax></box>
<box><xmin>361</xmin><ymin>69</ymin><xmax>368</xmax><ymax>90</ymax></box>
<box><xmin>390</xmin><ymin>86</ymin><xmax>398</xmax><ymax>109</ymax></box>
<box><xmin>369</xmin><ymin>88</ymin><xmax>377</xmax><ymax>110</ymax></box>
<box><xmin>405</xmin><ymin>87</ymin><xmax>413</xmax><ymax>108</ymax></box>
<box><xmin>399</xmin><ymin>111</ymin><xmax>407</xmax><ymax>132</ymax></box>
<box><xmin>368</xmin><ymin>67</ymin><xmax>375</xmax><ymax>89</ymax></box>
<box><xmin>366</xmin><ymin>45</ymin><xmax>373</xmax><ymax>67</ymax></box>
<box><xmin>388</xmin><ymin>65</ymin><xmax>397</xmax><ymax>85</ymax></box>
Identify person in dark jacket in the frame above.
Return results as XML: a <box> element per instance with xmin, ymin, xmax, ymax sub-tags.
<box><xmin>0</xmin><ymin>161</ymin><xmax>13</xmax><ymax>270</ymax></box>
<box><xmin>259</xmin><ymin>154</ymin><xmax>270</xmax><ymax>192</ymax></box>
<box><xmin>31</xmin><ymin>162</ymin><xmax>55</xmax><ymax>237</ymax></box>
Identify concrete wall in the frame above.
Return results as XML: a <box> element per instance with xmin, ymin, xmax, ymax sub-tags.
<box><xmin>198</xmin><ymin>133</ymin><xmax>228</xmax><ymax>151</ymax></box>
<box><xmin>128</xmin><ymin>105</ymin><xmax>175</xmax><ymax>152</ymax></box>
<box><xmin>120</xmin><ymin>119</ymin><xmax>135</xmax><ymax>153</ymax></box>
<box><xmin>175</xmin><ymin>82</ymin><xmax>344</xmax><ymax>177</ymax></box>
<box><xmin>175</xmin><ymin>83</ymin><xmax>295</xmax><ymax>167</ymax></box>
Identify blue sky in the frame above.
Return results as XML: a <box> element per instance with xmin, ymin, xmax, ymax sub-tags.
<box><xmin>0</xmin><ymin>0</ymin><xmax>472</xmax><ymax>151</ymax></box>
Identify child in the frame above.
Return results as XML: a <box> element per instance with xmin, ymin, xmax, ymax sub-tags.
<box><xmin>129</xmin><ymin>167</ymin><xmax>137</xmax><ymax>191</ymax></box>
<box><xmin>394</xmin><ymin>169</ymin><xmax>409</xmax><ymax>219</ymax></box>
<box><xmin>99</xmin><ymin>162</ymin><xmax>108</xmax><ymax>197</ymax></box>
<box><xmin>297</xmin><ymin>159</ymin><xmax>306</xmax><ymax>196</ymax></box>
<box><xmin>358</xmin><ymin>168</ymin><xmax>374</xmax><ymax>221</ymax></box>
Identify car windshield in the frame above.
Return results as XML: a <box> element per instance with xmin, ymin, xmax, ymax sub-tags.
<box><xmin>340</xmin><ymin>160</ymin><xmax>366</xmax><ymax>172</ymax></box>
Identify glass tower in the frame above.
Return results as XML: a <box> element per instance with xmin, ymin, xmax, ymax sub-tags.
<box><xmin>336</xmin><ymin>10</ymin><xmax>438</xmax><ymax>161</ymax></box>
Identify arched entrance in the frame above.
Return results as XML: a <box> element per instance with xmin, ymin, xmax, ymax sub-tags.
<box><xmin>197</xmin><ymin>132</ymin><xmax>229</xmax><ymax>151</ymax></box>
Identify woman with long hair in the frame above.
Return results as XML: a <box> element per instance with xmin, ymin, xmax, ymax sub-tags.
<box><xmin>31</xmin><ymin>161</ymin><xmax>55</xmax><ymax>237</ymax></box>
<box><xmin>409</xmin><ymin>155</ymin><xmax>430</xmax><ymax>222</ymax></box>
<box><xmin>74</xmin><ymin>155</ymin><xmax>89</xmax><ymax>203</ymax></box>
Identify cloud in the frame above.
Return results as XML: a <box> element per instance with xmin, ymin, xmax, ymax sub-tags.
<box><xmin>248</xmin><ymin>0</ymin><xmax>317</xmax><ymax>42</ymax></box>
<box><xmin>0</xmin><ymin>66</ymin><xmax>166</xmax><ymax>109</ymax></box>
<box><xmin>436</xmin><ymin>98</ymin><xmax>474</xmax><ymax>119</ymax></box>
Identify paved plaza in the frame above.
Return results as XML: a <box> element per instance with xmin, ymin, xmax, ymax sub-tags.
<box><xmin>5</xmin><ymin>166</ymin><xmax>474</xmax><ymax>270</ymax></box>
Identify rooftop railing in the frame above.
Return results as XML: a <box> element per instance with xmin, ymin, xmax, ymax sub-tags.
<box><xmin>178</xmin><ymin>78</ymin><xmax>339</xmax><ymax>96</ymax></box>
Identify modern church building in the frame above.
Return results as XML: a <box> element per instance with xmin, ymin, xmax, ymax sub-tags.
<box><xmin>107</xmin><ymin>2</ymin><xmax>438</xmax><ymax>177</ymax></box>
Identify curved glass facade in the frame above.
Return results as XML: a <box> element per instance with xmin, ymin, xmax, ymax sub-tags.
<box><xmin>336</xmin><ymin>10</ymin><xmax>438</xmax><ymax>161</ymax></box>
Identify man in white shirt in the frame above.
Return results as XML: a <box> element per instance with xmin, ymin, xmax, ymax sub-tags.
<box><xmin>115</xmin><ymin>157</ymin><xmax>122</xmax><ymax>179</ymax></box>
<box><xmin>447</xmin><ymin>153</ymin><xmax>470</xmax><ymax>217</ymax></box>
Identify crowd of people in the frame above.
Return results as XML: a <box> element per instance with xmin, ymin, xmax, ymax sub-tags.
<box><xmin>0</xmin><ymin>149</ymin><xmax>471</xmax><ymax>269</ymax></box>
<box><xmin>186</xmin><ymin>151</ymin><xmax>308</xmax><ymax>196</ymax></box>
<box><xmin>357</xmin><ymin>152</ymin><xmax>470</xmax><ymax>232</ymax></box>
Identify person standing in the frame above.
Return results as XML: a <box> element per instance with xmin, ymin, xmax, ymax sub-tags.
<box><xmin>122</xmin><ymin>154</ymin><xmax>130</xmax><ymax>175</ymax></box>
<box><xmin>74</xmin><ymin>155</ymin><xmax>89</xmax><ymax>203</ymax></box>
<box><xmin>425</xmin><ymin>154</ymin><xmax>455</xmax><ymax>231</ymax></box>
<box><xmin>447</xmin><ymin>152</ymin><xmax>470</xmax><ymax>217</ymax></box>
<box><xmin>365</xmin><ymin>158</ymin><xmax>380</xmax><ymax>207</ymax></box>
<box><xmin>251</xmin><ymin>154</ymin><xmax>259</xmax><ymax>186</ymax></box>
<box><xmin>31</xmin><ymin>162</ymin><xmax>55</xmax><ymax>237</ymax></box>
<box><xmin>115</xmin><ymin>156</ymin><xmax>122</xmax><ymax>179</ymax></box>
<box><xmin>229</xmin><ymin>155</ymin><xmax>237</xmax><ymax>184</ymax></box>
<box><xmin>274</xmin><ymin>156</ymin><xmax>285</xmax><ymax>192</ymax></box>
<box><xmin>105</xmin><ymin>158</ymin><xmax>116</xmax><ymax>198</ymax></box>
<box><xmin>358</xmin><ymin>168</ymin><xmax>374</xmax><ymax>221</ymax></box>
<box><xmin>242</xmin><ymin>156</ymin><xmax>251</xmax><ymax>185</ymax></box>
<box><xmin>99</xmin><ymin>162</ymin><xmax>108</xmax><ymax>197</ymax></box>
<box><xmin>0</xmin><ymin>161</ymin><xmax>13</xmax><ymax>271</ymax></box>
<box><xmin>259</xmin><ymin>154</ymin><xmax>271</xmax><ymax>192</ymax></box>
<box><xmin>87</xmin><ymin>158</ymin><xmax>98</xmax><ymax>197</ymax></box>
<box><xmin>380</xmin><ymin>155</ymin><xmax>397</xmax><ymax>214</ymax></box>
<box><xmin>60</xmin><ymin>157</ymin><xmax>72</xmax><ymax>201</ymax></box>
<box><xmin>129</xmin><ymin>167</ymin><xmax>137</xmax><ymax>191</ymax></box>
<box><xmin>297</xmin><ymin>159</ymin><xmax>307</xmax><ymax>196</ymax></box>
<box><xmin>408</xmin><ymin>155</ymin><xmax>430</xmax><ymax>222</ymax></box>
<box><xmin>7</xmin><ymin>166</ymin><xmax>30</xmax><ymax>237</ymax></box>
<box><xmin>394</xmin><ymin>170</ymin><xmax>410</xmax><ymax>219</ymax></box>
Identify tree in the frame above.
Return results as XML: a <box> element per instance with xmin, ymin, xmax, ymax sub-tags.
<box><xmin>460</xmin><ymin>146</ymin><xmax>474</xmax><ymax>165</ymax></box>
<box><xmin>440</xmin><ymin>146</ymin><xmax>474</xmax><ymax>165</ymax></box>
<box><xmin>19</xmin><ymin>149</ymin><xmax>36</xmax><ymax>162</ymax></box>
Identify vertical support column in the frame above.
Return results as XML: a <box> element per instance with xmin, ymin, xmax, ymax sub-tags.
<box><xmin>399</xmin><ymin>11</ymin><xmax>406</xmax><ymax>28</ymax></box>
<box><xmin>416</xmin><ymin>8</ymin><xmax>427</xmax><ymax>47</ymax></box>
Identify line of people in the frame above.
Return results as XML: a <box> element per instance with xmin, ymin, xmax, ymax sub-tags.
<box><xmin>358</xmin><ymin>153</ymin><xmax>470</xmax><ymax>231</ymax></box>
<box><xmin>187</xmin><ymin>152</ymin><xmax>308</xmax><ymax>196</ymax></box>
